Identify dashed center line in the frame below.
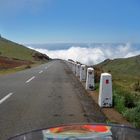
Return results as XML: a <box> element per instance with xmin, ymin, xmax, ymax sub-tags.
<box><xmin>0</xmin><ymin>93</ymin><xmax>13</xmax><ymax>104</ymax></box>
<box><xmin>25</xmin><ymin>76</ymin><xmax>35</xmax><ymax>83</ymax></box>
<box><xmin>39</xmin><ymin>70</ymin><xmax>43</xmax><ymax>74</ymax></box>
<box><xmin>23</xmin><ymin>136</ymin><xmax>26</xmax><ymax>140</ymax></box>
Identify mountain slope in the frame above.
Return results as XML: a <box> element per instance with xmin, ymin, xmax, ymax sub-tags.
<box><xmin>95</xmin><ymin>55</ymin><xmax>140</xmax><ymax>89</ymax></box>
<box><xmin>96</xmin><ymin>55</ymin><xmax>140</xmax><ymax>76</ymax></box>
<box><xmin>0</xmin><ymin>37</ymin><xmax>50</xmax><ymax>70</ymax></box>
<box><xmin>0</xmin><ymin>37</ymin><xmax>50</xmax><ymax>61</ymax></box>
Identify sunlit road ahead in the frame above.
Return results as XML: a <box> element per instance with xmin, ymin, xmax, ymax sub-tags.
<box><xmin>0</xmin><ymin>60</ymin><xmax>106</xmax><ymax>140</ymax></box>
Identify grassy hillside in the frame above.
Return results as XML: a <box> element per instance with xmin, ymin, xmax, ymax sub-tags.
<box><xmin>0</xmin><ymin>37</ymin><xmax>50</xmax><ymax>73</ymax></box>
<box><xmin>95</xmin><ymin>55</ymin><xmax>140</xmax><ymax>127</ymax></box>
<box><xmin>96</xmin><ymin>55</ymin><xmax>140</xmax><ymax>89</ymax></box>
<box><xmin>0</xmin><ymin>37</ymin><xmax>37</xmax><ymax>61</ymax></box>
<box><xmin>0</xmin><ymin>37</ymin><xmax>50</xmax><ymax>62</ymax></box>
<box><xmin>98</xmin><ymin>55</ymin><xmax>140</xmax><ymax>75</ymax></box>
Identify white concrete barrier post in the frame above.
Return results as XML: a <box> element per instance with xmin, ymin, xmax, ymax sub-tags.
<box><xmin>98</xmin><ymin>73</ymin><xmax>112</xmax><ymax>107</ymax></box>
<box><xmin>70</xmin><ymin>62</ymin><xmax>72</xmax><ymax>70</ymax></box>
<box><xmin>72</xmin><ymin>62</ymin><xmax>75</xmax><ymax>73</ymax></box>
<box><xmin>73</xmin><ymin>63</ymin><xmax>76</xmax><ymax>74</ymax></box>
<box><xmin>76</xmin><ymin>63</ymin><xmax>78</xmax><ymax>76</ymax></box>
<box><xmin>67</xmin><ymin>60</ymin><xmax>70</xmax><ymax>67</ymax></box>
<box><xmin>76</xmin><ymin>64</ymin><xmax>80</xmax><ymax>77</ymax></box>
<box><xmin>70</xmin><ymin>62</ymin><xmax>73</xmax><ymax>70</ymax></box>
<box><xmin>80</xmin><ymin>65</ymin><xmax>86</xmax><ymax>81</ymax></box>
<box><xmin>69</xmin><ymin>61</ymin><xmax>71</xmax><ymax>68</ymax></box>
<box><xmin>86</xmin><ymin>68</ymin><xmax>95</xmax><ymax>90</ymax></box>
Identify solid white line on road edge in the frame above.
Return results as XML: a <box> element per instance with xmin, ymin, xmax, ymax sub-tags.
<box><xmin>39</xmin><ymin>70</ymin><xmax>43</xmax><ymax>74</ymax></box>
<box><xmin>25</xmin><ymin>76</ymin><xmax>35</xmax><ymax>83</ymax></box>
<box><xmin>0</xmin><ymin>93</ymin><xmax>13</xmax><ymax>105</ymax></box>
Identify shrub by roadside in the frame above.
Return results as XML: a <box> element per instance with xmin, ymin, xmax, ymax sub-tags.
<box><xmin>133</xmin><ymin>81</ymin><xmax>140</xmax><ymax>92</ymax></box>
<box><xmin>113</xmin><ymin>87</ymin><xmax>140</xmax><ymax>128</ymax></box>
<box><xmin>123</xmin><ymin>103</ymin><xmax>140</xmax><ymax>128</ymax></box>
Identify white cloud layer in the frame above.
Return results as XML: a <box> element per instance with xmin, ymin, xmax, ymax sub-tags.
<box><xmin>28</xmin><ymin>43</ymin><xmax>140</xmax><ymax>65</ymax></box>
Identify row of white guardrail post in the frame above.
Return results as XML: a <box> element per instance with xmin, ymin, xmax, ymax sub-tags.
<box><xmin>67</xmin><ymin>60</ymin><xmax>112</xmax><ymax>108</ymax></box>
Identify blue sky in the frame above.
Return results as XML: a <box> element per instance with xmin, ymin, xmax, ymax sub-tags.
<box><xmin>0</xmin><ymin>0</ymin><xmax>140</xmax><ymax>44</ymax></box>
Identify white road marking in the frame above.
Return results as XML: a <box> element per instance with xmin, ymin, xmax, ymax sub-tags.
<box><xmin>45</xmin><ymin>62</ymin><xmax>54</xmax><ymax>69</ymax></box>
<box><xmin>25</xmin><ymin>76</ymin><xmax>35</xmax><ymax>83</ymax></box>
<box><xmin>0</xmin><ymin>93</ymin><xmax>13</xmax><ymax>104</ymax></box>
<box><xmin>23</xmin><ymin>136</ymin><xmax>26</xmax><ymax>140</ymax></box>
<box><xmin>39</xmin><ymin>70</ymin><xmax>43</xmax><ymax>74</ymax></box>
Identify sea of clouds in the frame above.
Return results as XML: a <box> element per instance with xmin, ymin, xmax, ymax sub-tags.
<box><xmin>27</xmin><ymin>43</ymin><xmax>140</xmax><ymax>65</ymax></box>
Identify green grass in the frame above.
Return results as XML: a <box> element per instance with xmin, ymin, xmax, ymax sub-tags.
<box><xmin>95</xmin><ymin>80</ymin><xmax>140</xmax><ymax>128</ymax></box>
<box><xmin>95</xmin><ymin>83</ymin><xmax>99</xmax><ymax>91</ymax></box>
<box><xmin>98</xmin><ymin>56</ymin><xmax>140</xmax><ymax>76</ymax></box>
<box><xmin>0</xmin><ymin>37</ymin><xmax>36</xmax><ymax>61</ymax></box>
<box><xmin>113</xmin><ymin>86</ymin><xmax>140</xmax><ymax>128</ymax></box>
<box><xmin>96</xmin><ymin>55</ymin><xmax>140</xmax><ymax>91</ymax></box>
<box><xmin>123</xmin><ymin>103</ymin><xmax>140</xmax><ymax>128</ymax></box>
<box><xmin>95</xmin><ymin>55</ymin><xmax>140</xmax><ymax>128</ymax></box>
<box><xmin>0</xmin><ymin>37</ymin><xmax>50</xmax><ymax>75</ymax></box>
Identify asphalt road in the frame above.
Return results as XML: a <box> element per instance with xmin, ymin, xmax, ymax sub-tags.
<box><xmin>0</xmin><ymin>60</ymin><xmax>106</xmax><ymax>140</ymax></box>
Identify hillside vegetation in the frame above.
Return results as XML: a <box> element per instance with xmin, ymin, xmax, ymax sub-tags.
<box><xmin>96</xmin><ymin>55</ymin><xmax>140</xmax><ymax>90</ymax></box>
<box><xmin>0</xmin><ymin>37</ymin><xmax>35</xmax><ymax>61</ymax></box>
<box><xmin>95</xmin><ymin>55</ymin><xmax>140</xmax><ymax>128</ymax></box>
<box><xmin>0</xmin><ymin>37</ymin><xmax>50</xmax><ymax>61</ymax></box>
<box><xmin>97</xmin><ymin>55</ymin><xmax>140</xmax><ymax>76</ymax></box>
<box><xmin>0</xmin><ymin>37</ymin><xmax>50</xmax><ymax>73</ymax></box>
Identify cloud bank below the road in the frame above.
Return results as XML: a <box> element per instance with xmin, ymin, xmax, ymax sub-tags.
<box><xmin>28</xmin><ymin>43</ymin><xmax>140</xmax><ymax>65</ymax></box>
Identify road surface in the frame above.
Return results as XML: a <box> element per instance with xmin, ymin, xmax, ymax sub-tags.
<box><xmin>0</xmin><ymin>60</ymin><xmax>106</xmax><ymax>139</ymax></box>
